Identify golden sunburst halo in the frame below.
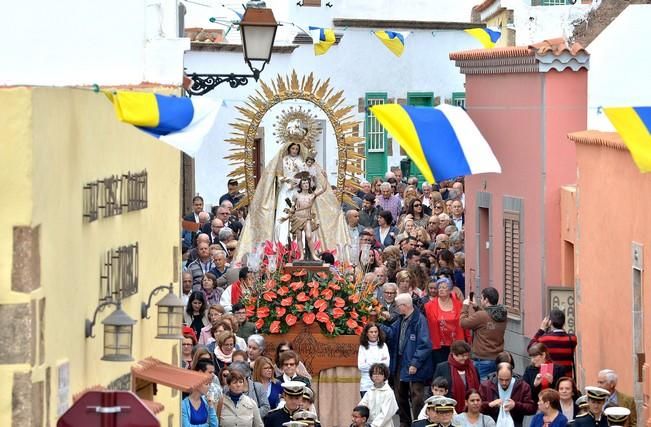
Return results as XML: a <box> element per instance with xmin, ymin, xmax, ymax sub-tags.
<box><xmin>225</xmin><ymin>70</ymin><xmax>366</xmax><ymax>208</ymax></box>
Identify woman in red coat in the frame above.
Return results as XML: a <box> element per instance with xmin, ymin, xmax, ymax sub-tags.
<box><xmin>424</xmin><ymin>277</ymin><xmax>466</xmax><ymax>368</ymax></box>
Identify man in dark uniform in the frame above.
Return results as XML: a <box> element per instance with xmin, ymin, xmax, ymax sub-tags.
<box><xmin>603</xmin><ymin>407</ymin><xmax>630</xmax><ymax>427</ymax></box>
<box><xmin>282</xmin><ymin>422</ymin><xmax>308</xmax><ymax>427</ymax></box>
<box><xmin>264</xmin><ymin>381</ymin><xmax>305</xmax><ymax>427</ymax></box>
<box><xmin>574</xmin><ymin>386</ymin><xmax>611</xmax><ymax>427</ymax></box>
<box><xmin>412</xmin><ymin>396</ymin><xmax>457</xmax><ymax>427</ymax></box>
<box><xmin>568</xmin><ymin>395</ymin><xmax>590</xmax><ymax>427</ymax></box>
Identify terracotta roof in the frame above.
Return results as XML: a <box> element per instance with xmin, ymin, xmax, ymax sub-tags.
<box><xmin>450</xmin><ymin>37</ymin><xmax>586</xmax><ymax>60</ymax></box>
<box><xmin>567</xmin><ymin>131</ymin><xmax>627</xmax><ymax>151</ymax></box>
<box><xmin>72</xmin><ymin>385</ymin><xmax>164</xmax><ymax>414</ymax></box>
<box><xmin>131</xmin><ymin>357</ymin><xmax>212</xmax><ymax>393</ymax></box>
<box><xmin>473</xmin><ymin>0</ymin><xmax>498</xmax><ymax>12</ymax></box>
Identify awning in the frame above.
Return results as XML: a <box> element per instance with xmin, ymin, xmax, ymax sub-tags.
<box><xmin>72</xmin><ymin>385</ymin><xmax>165</xmax><ymax>414</ymax></box>
<box><xmin>131</xmin><ymin>357</ymin><xmax>211</xmax><ymax>394</ymax></box>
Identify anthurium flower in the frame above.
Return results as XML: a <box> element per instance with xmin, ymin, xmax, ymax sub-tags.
<box><xmin>263</xmin><ymin>291</ymin><xmax>278</xmax><ymax>302</ymax></box>
<box><xmin>321</xmin><ymin>288</ymin><xmax>334</xmax><ymax>300</ymax></box>
<box><xmin>314</xmin><ymin>299</ymin><xmax>328</xmax><ymax>312</ymax></box>
<box><xmin>332</xmin><ymin>307</ymin><xmax>345</xmax><ymax>319</ymax></box>
<box><xmin>350</xmin><ymin>310</ymin><xmax>359</xmax><ymax>319</ymax></box>
<box><xmin>280</xmin><ymin>296</ymin><xmax>294</xmax><ymax>306</ymax></box>
<box><xmin>346</xmin><ymin>318</ymin><xmax>358</xmax><ymax>329</ymax></box>
<box><xmin>309</xmin><ymin>287</ymin><xmax>319</xmax><ymax>298</ymax></box>
<box><xmin>326</xmin><ymin>320</ymin><xmax>335</xmax><ymax>333</ymax></box>
<box><xmin>245</xmin><ymin>305</ymin><xmax>255</xmax><ymax>317</ymax></box>
<box><xmin>302</xmin><ymin>312</ymin><xmax>315</xmax><ymax>325</ymax></box>
<box><xmin>296</xmin><ymin>292</ymin><xmax>309</xmax><ymax>302</ymax></box>
<box><xmin>289</xmin><ymin>281</ymin><xmax>304</xmax><ymax>291</ymax></box>
<box><xmin>294</xmin><ymin>269</ymin><xmax>307</xmax><ymax>277</ymax></box>
<box><xmin>257</xmin><ymin>306</ymin><xmax>270</xmax><ymax>318</ymax></box>
<box><xmin>334</xmin><ymin>297</ymin><xmax>346</xmax><ymax>308</ymax></box>
<box><xmin>328</xmin><ymin>282</ymin><xmax>341</xmax><ymax>290</ymax></box>
<box><xmin>276</xmin><ymin>307</ymin><xmax>286</xmax><ymax>317</ymax></box>
<box><xmin>316</xmin><ymin>312</ymin><xmax>330</xmax><ymax>323</ymax></box>
<box><xmin>307</xmin><ymin>280</ymin><xmax>319</xmax><ymax>288</ymax></box>
<box><xmin>277</xmin><ymin>286</ymin><xmax>289</xmax><ymax>296</ymax></box>
<box><xmin>280</xmin><ymin>273</ymin><xmax>292</xmax><ymax>282</ymax></box>
<box><xmin>255</xmin><ymin>318</ymin><xmax>265</xmax><ymax>329</ymax></box>
<box><xmin>316</xmin><ymin>271</ymin><xmax>329</xmax><ymax>279</ymax></box>
<box><xmin>348</xmin><ymin>294</ymin><xmax>360</xmax><ymax>303</ymax></box>
<box><xmin>269</xmin><ymin>320</ymin><xmax>281</xmax><ymax>333</ymax></box>
<box><xmin>265</xmin><ymin>279</ymin><xmax>277</xmax><ymax>290</ymax></box>
<box><xmin>354</xmin><ymin>326</ymin><xmax>364</xmax><ymax>335</ymax></box>
<box><xmin>295</xmin><ymin>304</ymin><xmax>305</xmax><ymax>312</ymax></box>
<box><xmin>285</xmin><ymin>314</ymin><xmax>297</xmax><ymax>326</ymax></box>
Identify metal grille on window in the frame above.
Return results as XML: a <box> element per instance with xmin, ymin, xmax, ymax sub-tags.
<box><xmin>366</xmin><ymin>98</ymin><xmax>386</xmax><ymax>153</ymax></box>
<box><xmin>504</xmin><ymin>213</ymin><xmax>521</xmax><ymax>315</ymax></box>
<box><xmin>542</xmin><ymin>0</ymin><xmax>568</xmax><ymax>5</ymax></box>
<box><xmin>99</xmin><ymin>243</ymin><xmax>139</xmax><ymax>301</ymax></box>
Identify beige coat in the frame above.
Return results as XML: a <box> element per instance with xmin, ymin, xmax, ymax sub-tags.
<box><xmin>219</xmin><ymin>394</ymin><xmax>263</xmax><ymax>427</ymax></box>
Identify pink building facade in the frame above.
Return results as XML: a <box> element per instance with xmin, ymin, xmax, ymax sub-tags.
<box><xmin>564</xmin><ymin>131</ymin><xmax>650</xmax><ymax>425</ymax></box>
<box><xmin>449</xmin><ymin>39</ymin><xmax>589</xmax><ymax>367</ymax></box>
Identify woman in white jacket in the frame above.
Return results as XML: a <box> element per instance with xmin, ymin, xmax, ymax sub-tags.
<box><xmin>358</xmin><ymin>322</ymin><xmax>390</xmax><ymax>397</ymax></box>
<box><xmin>218</xmin><ymin>370</ymin><xmax>263</xmax><ymax>427</ymax></box>
<box><xmin>359</xmin><ymin>363</ymin><xmax>399</xmax><ymax>427</ymax></box>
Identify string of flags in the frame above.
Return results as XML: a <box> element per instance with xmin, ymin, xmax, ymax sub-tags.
<box><xmin>306</xmin><ymin>25</ymin><xmax>501</xmax><ymax>57</ymax></box>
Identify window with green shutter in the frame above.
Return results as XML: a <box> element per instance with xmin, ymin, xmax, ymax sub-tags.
<box><xmin>364</xmin><ymin>93</ymin><xmax>388</xmax><ymax>180</ymax></box>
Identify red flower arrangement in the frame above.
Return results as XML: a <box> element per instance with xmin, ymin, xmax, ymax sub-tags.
<box><xmin>241</xmin><ymin>241</ymin><xmax>382</xmax><ymax>336</ymax></box>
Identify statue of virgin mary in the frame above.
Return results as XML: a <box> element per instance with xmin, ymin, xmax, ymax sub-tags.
<box><xmin>236</xmin><ymin>121</ymin><xmax>350</xmax><ymax>261</ymax></box>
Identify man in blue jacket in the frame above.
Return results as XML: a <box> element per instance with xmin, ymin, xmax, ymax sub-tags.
<box><xmin>381</xmin><ymin>293</ymin><xmax>433</xmax><ymax>427</ymax></box>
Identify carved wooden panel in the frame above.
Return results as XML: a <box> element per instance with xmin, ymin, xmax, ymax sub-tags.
<box><xmin>264</xmin><ymin>324</ymin><xmax>359</xmax><ymax>376</ymax></box>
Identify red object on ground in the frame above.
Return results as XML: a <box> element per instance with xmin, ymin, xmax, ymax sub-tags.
<box><xmin>57</xmin><ymin>390</ymin><xmax>159</xmax><ymax>427</ymax></box>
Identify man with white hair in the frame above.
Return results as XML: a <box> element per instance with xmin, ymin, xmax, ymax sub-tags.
<box><xmin>597</xmin><ymin>369</ymin><xmax>636</xmax><ymax>427</ymax></box>
<box><xmin>218</xmin><ymin>227</ymin><xmax>234</xmax><ymax>257</ymax></box>
<box><xmin>379</xmin><ymin>282</ymin><xmax>399</xmax><ymax>323</ymax></box>
<box><xmin>381</xmin><ymin>293</ymin><xmax>433</xmax><ymax>426</ymax></box>
<box><xmin>452</xmin><ymin>181</ymin><xmax>465</xmax><ymax>207</ymax></box>
<box><xmin>377</xmin><ymin>182</ymin><xmax>401</xmax><ymax>221</ymax></box>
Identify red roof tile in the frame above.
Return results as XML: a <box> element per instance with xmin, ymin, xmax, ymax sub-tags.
<box><xmin>449</xmin><ymin>37</ymin><xmax>587</xmax><ymax>60</ymax></box>
<box><xmin>567</xmin><ymin>131</ymin><xmax>627</xmax><ymax>151</ymax></box>
<box><xmin>473</xmin><ymin>0</ymin><xmax>498</xmax><ymax>12</ymax></box>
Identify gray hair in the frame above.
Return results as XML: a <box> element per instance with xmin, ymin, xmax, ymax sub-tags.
<box><xmin>218</xmin><ymin>227</ymin><xmax>234</xmax><ymax>241</ymax></box>
<box><xmin>449</xmin><ymin>231</ymin><xmax>463</xmax><ymax>243</ymax></box>
<box><xmin>599</xmin><ymin>369</ymin><xmax>618</xmax><ymax>385</ymax></box>
<box><xmin>380</xmin><ymin>182</ymin><xmax>392</xmax><ymax>191</ymax></box>
<box><xmin>394</xmin><ymin>293</ymin><xmax>413</xmax><ymax>306</ymax></box>
<box><xmin>247</xmin><ymin>334</ymin><xmax>265</xmax><ymax>350</ymax></box>
<box><xmin>382</xmin><ymin>282</ymin><xmax>398</xmax><ymax>291</ymax></box>
<box><xmin>230</xmin><ymin>360</ymin><xmax>252</xmax><ymax>378</ymax></box>
<box><xmin>422</xmin><ymin>183</ymin><xmax>432</xmax><ymax>190</ymax></box>
<box><xmin>438</xmin><ymin>213</ymin><xmax>450</xmax><ymax>222</ymax></box>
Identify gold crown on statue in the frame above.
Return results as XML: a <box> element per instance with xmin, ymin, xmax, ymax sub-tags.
<box><xmin>273</xmin><ymin>106</ymin><xmax>322</xmax><ymax>149</ymax></box>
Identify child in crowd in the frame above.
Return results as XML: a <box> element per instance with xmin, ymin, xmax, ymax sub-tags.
<box><xmin>417</xmin><ymin>376</ymin><xmax>455</xmax><ymax>420</ymax></box>
<box><xmin>350</xmin><ymin>405</ymin><xmax>372</xmax><ymax>427</ymax></box>
<box><xmin>358</xmin><ymin>363</ymin><xmax>398</xmax><ymax>427</ymax></box>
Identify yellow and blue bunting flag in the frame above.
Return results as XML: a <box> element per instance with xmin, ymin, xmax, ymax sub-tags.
<box><xmin>464</xmin><ymin>27</ymin><xmax>501</xmax><ymax>48</ymax></box>
<box><xmin>106</xmin><ymin>91</ymin><xmax>221</xmax><ymax>157</ymax></box>
<box><xmin>370</xmin><ymin>104</ymin><xmax>501</xmax><ymax>183</ymax></box>
<box><xmin>374</xmin><ymin>31</ymin><xmax>408</xmax><ymax>57</ymax></box>
<box><xmin>309</xmin><ymin>26</ymin><xmax>336</xmax><ymax>56</ymax></box>
<box><xmin>604</xmin><ymin>106</ymin><xmax>651</xmax><ymax>172</ymax></box>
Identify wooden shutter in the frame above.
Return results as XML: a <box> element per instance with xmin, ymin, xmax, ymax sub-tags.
<box><xmin>504</xmin><ymin>211</ymin><xmax>521</xmax><ymax>315</ymax></box>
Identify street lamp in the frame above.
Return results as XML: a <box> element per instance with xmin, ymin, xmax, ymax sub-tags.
<box><xmin>187</xmin><ymin>6</ymin><xmax>279</xmax><ymax>96</ymax></box>
<box><xmin>85</xmin><ymin>301</ymin><xmax>137</xmax><ymax>362</ymax></box>
<box><xmin>141</xmin><ymin>284</ymin><xmax>186</xmax><ymax>339</ymax></box>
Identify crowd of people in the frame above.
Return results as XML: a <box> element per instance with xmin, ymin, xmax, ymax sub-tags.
<box><xmin>179</xmin><ymin>169</ymin><xmax>636</xmax><ymax>427</ymax></box>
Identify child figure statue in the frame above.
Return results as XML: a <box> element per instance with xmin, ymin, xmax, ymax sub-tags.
<box><xmin>285</xmin><ymin>171</ymin><xmax>327</xmax><ymax>260</ymax></box>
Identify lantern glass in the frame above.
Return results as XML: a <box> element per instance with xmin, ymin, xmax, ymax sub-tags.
<box><xmin>241</xmin><ymin>25</ymin><xmax>276</xmax><ymax>62</ymax></box>
<box><xmin>156</xmin><ymin>305</ymin><xmax>184</xmax><ymax>339</ymax></box>
<box><xmin>102</xmin><ymin>324</ymin><xmax>134</xmax><ymax>362</ymax></box>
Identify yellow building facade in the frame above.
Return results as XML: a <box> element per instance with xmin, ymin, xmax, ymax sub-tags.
<box><xmin>0</xmin><ymin>87</ymin><xmax>182</xmax><ymax>426</ymax></box>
